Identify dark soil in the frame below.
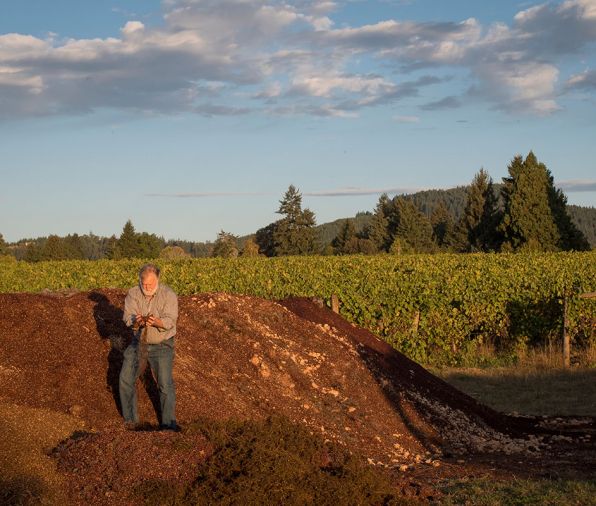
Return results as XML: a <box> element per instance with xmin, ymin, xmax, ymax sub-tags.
<box><xmin>0</xmin><ymin>289</ymin><xmax>594</xmax><ymax>504</ymax></box>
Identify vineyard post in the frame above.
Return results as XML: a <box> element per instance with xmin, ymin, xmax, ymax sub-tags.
<box><xmin>331</xmin><ymin>293</ymin><xmax>340</xmax><ymax>314</ymax></box>
<box><xmin>412</xmin><ymin>310</ymin><xmax>420</xmax><ymax>336</ymax></box>
<box><xmin>563</xmin><ymin>295</ymin><xmax>570</xmax><ymax>368</ymax></box>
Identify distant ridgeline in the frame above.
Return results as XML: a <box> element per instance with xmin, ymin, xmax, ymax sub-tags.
<box><xmin>314</xmin><ymin>185</ymin><xmax>596</xmax><ymax>249</ymax></box>
<box><xmin>3</xmin><ymin>168</ymin><xmax>595</xmax><ymax>261</ymax></box>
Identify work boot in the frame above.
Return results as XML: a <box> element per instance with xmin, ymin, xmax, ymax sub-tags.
<box><xmin>160</xmin><ymin>423</ymin><xmax>181</xmax><ymax>432</ymax></box>
<box><xmin>124</xmin><ymin>421</ymin><xmax>139</xmax><ymax>431</ymax></box>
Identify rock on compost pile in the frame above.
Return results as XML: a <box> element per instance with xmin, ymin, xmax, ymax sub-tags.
<box><xmin>0</xmin><ymin>288</ymin><xmax>566</xmax><ymax>469</ymax></box>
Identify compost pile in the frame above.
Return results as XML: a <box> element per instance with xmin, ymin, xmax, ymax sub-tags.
<box><xmin>0</xmin><ymin>289</ymin><xmax>594</xmax><ymax>504</ymax></box>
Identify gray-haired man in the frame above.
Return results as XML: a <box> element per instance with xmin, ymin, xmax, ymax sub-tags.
<box><xmin>119</xmin><ymin>263</ymin><xmax>179</xmax><ymax>430</ymax></box>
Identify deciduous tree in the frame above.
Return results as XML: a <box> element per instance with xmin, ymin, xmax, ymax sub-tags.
<box><xmin>241</xmin><ymin>237</ymin><xmax>261</xmax><ymax>257</ymax></box>
<box><xmin>212</xmin><ymin>230</ymin><xmax>239</xmax><ymax>258</ymax></box>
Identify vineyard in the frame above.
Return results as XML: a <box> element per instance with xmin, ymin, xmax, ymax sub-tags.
<box><xmin>1</xmin><ymin>252</ymin><xmax>594</xmax><ymax>365</ymax></box>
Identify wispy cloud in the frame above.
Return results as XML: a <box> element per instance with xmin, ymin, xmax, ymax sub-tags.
<box><xmin>146</xmin><ymin>185</ymin><xmax>424</xmax><ymax>198</ymax></box>
<box><xmin>304</xmin><ymin>186</ymin><xmax>421</xmax><ymax>196</ymax></box>
<box><xmin>557</xmin><ymin>179</ymin><xmax>596</xmax><ymax>192</ymax></box>
<box><xmin>566</xmin><ymin>69</ymin><xmax>596</xmax><ymax>90</ymax></box>
<box><xmin>146</xmin><ymin>191</ymin><xmax>269</xmax><ymax>198</ymax></box>
<box><xmin>393</xmin><ymin>115</ymin><xmax>420</xmax><ymax>123</ymax></box>
<box><xmin>420</xmin><ymin>95</ymin><xmax>461</xmax><ymax>111</ymax></box>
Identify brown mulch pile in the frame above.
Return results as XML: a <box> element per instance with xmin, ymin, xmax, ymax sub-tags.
<box><xmin>52</xmin><ymin>428</ymin><xmax>211</xmax><ymax>506</ymax></box>
<box><xmin>1</xmin><ymin>289</ymin><xmax>595</xmax><ymax>503</ymax></box>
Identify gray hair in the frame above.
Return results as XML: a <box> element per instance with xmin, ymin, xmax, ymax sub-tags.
<box><xmin>139</xmin><ymin>263</ymin><xmax>161</xmax><ymax>279</ymax></box>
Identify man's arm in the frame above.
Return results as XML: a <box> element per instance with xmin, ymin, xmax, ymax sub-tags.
<box><xmin>123</xmin><ymin>291</ymin><xmax>140</xmax><ymax>327</ymax></box>
<box><xmin>149</xmin><ymin>290</ymin><xmax>178</xmax><ymax>331</ymax></box>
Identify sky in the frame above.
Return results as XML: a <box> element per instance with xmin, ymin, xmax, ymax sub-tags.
<box><xmin>1</xmin><ymin>0</ymin><xmax>595</xmax><ymax>243</ymax></box>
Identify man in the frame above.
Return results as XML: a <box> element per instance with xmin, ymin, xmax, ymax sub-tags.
<box><xmin>119</xmin><ymin>263</ymin><xmax>179</xmax><ymax>431</ymax></box>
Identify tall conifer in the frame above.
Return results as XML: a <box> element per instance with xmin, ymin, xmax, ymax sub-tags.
<box><xmin>545</xmin><ymin>172</ymin><xmax>590</xmax><ymax>251</ymax></box>
<box><xmin>365</xmin><ymin>193</ymin><xmax>390</xmax><ymax>252</ymax></box>
<box><xmin>390</xmin><ymin>197</ymin><xmax>435</xmax><ymax>253</ymax></box>
<box><xmin>499</xmin><ymin>152</ymin><xmax>559</xmax><ymax>251</ymax></box>
<box><xmin>273</xmin><ymin>185</ymin><xmax>317</xmax><ymax>255</ymax></box>
<box><xmin>431</xmin><ymin>201</ymin><xmax>457</xmax><ymax>250</ymax></box>
<box><xmin>117</xmin><ymin>220</ymin><xmax>140</xmax><ymax>258</ymax></box>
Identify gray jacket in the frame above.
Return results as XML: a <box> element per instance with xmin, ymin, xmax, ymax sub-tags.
<box><xmin>123</xmin><ymin>284</ymin><xmax>178</xmax><ymax>344</ymax></box>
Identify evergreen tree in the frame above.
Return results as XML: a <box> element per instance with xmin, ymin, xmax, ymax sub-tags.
<box><xmin>499</xmin><ymin>152</ymin><xmax>560</xmax><ymax>251</ymax></box>
<box><xmin>462</xmin><ymin>169</ymin><xmax>490</xmax><ymax>251</ymax></box>
<box><xmin>0</xmin><ymin>233</ymin><xmax>7</xmax><ymax>256</ymax></box>
<box><xmin>24</xmin><ymin>242</ymin><xmax>43</xmax><ymax>262</ymax></box>
<box><xmin>212</xmin><ymin>230</ymin><xmax>239</xmax><ymax>258</ymax></box>
<box><xmin>430</xmin><ymin>201</ymin><xmax>457</xmax><ymax>250</ymax></box>
<box><xmin>40</xmin><ymin>235</ymin><xmax>68</xmax><ymax>260</ymax></box>
<box><xmin>255</xmin><ymin>221</ymin><xmax>278</xmax><ymax>257</ymax></box>
<box><xmin>105</xmin><ymin>235</ymin><xmax>120</xmax><ymax>260</ymax></box>
<box><xmin>331</xmin><ymin>220</ymin><xmax>357</xmax><ymax>255</ymax></box>
<box><xmin>273</xmin><ymin>185</ymin><xmax>317</xmax><ymax>256</ymax></box>
<box><xmin>389</xmin><ymin>198</ymin><xmax>435</xmax><ymax>253</ymax></box>
<box><xmin>137</xmin><ymin>232</ymin><xmax>164</xmax><ymax>258</ymax></box>
<box><xmin>568</xmin><ymin>205</ymin><xmax>596</xmax><ymax>249</ymax></box>
<box><xmin>64</xmin><ymin>233</ymin><xmax>85</xmax><ymax>259</ymax></box>
<box><xmin>364</xmin><ymin>193</ymin><xmax>390</xmax><ymax>252</ymax></box>
<box><xmin>545</xmin><ymin>172</ymin><xmax>590</xmax><ymax>251</ymax></box>
<box><xmin>117</xmin><ymin>220</ymin><xmax>140</xmax><ymax>258</ymax></box>
<box><xmin>80</xmin><ymin>233</ymin><xmax>104</xmax><ymax>260</ymax></box>
<box><xmin>386</xmin><ymin>197</ymin><xmax>400</xmax><ymax>244</ymax></box>
<box><xmin>477</xmin><ymin>178</ymin><xmax>503</xmax><ymax>252</ymax></box>
<box><xmin>461</xmin><ymin>169</ymin><xmax>502</xmax><ymax>251</ymax></box>
<box><xmin>450</xmin><ymin>220</ymin><xmax>471</xmax><ymax>253</ymax></box>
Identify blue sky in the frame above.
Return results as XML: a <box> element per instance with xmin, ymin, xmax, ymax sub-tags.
<box><xmin>1</xmin><ymin>0</ymin><xmax>595</xmax><ymax>243</ymax></box>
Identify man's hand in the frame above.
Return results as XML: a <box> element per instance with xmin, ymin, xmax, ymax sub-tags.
<box><xmin>133</xmin><ymin>314</ymin><xmax>146</xmax><ymax>329</ymax></box>
<box><xmin>146</xmin><ymin>315</ymin><xmax>164</xmax><ymax>329</ymax></box>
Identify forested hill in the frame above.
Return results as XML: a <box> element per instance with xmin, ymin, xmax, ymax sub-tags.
<box><xmin>5</xmin><ymin>185</ymin><xmax>595</xmax><ymax>260</ymax></box>
<box><xmin>568</xmin><ymin>205</ymin><xmax>596</xmax><ymax>247</ymax></box>
<box><xmin>315</xmin><ymin>186</ymin><xmax>596</xmax><ymax>249</ymax></box>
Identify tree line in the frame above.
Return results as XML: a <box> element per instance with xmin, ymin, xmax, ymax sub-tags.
<box><xmin>0</xmin><ymin>151</ymin><xmax>592</xmax><ymax>262</ymax></box>
<box><xmin>249</xmin><ymin>151</ymin><xmax>590</xmax><ymax>256</ymax></box>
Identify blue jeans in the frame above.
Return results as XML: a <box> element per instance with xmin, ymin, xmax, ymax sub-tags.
<box><xmin>119</xmin><ymin>338</ymin><xmax>176</xmax><ymax>428</ymax></box>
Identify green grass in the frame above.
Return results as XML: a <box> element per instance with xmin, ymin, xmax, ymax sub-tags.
<box><xmin>437</xmin><ymin>477</ymin><xmax>596</xmax><ymax>505</ymax></box>
<box><xmin>430</xmin><ymin>360</ymin><xmax>596</xmax><ymax>504</ymax></box>
<box><xmin>432</xmin><ymin>364</ymin><xmax>596</xmax><ymax>417</ymax></box>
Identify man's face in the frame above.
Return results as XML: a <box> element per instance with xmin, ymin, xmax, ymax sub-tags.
<box><xmin>141</xmin><ymin>272</ymin><xmax>159</xmax><ymax>295</ymax></box>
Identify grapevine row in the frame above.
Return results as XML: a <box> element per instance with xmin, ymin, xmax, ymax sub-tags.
<box><xmin>1</xmin><ymin>252</ymin><xmax>594</xmax><ymax>365</ymax></box>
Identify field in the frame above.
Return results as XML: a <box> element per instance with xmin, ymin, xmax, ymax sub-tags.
<box><xmin>1</xmin><ymin>253</ymin><xmax>595</xmax><ymax>504</ymax></box>
<box><xmin>435</xmin><ymin>361</ymin><xmax>596</xmax><ymax>417</ymax></box>
<box><xmin>1</xmin><ymin>251</ymin><xmax>595</xmax><ymax>366</ymax></box>
<box><xmin>434</xmin><ymin>362</ymin><xmax>596</xmax><ymax>504</ymax></box>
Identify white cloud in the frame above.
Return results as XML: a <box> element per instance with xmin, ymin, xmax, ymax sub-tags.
<box><xmin>0</xmin><ymin>0</ymin><xmax>595</xmax><ymax>119</ymax></box>
<box><xmin>566</xmin><ymin>68</ymin><xmax>596</xmax><ymax>89</ymax></box>
<box><xmin>289</xmin><ymin>72</ymin><xmax>395</xmax><ymax>98</ymax></box>
<box><xmin>0</xmin><ymin>66</ymin><xmax>43</xmax><ymax>93</ymax></box>
<box><xmin>121</xmin><ymin>21</ymin><xmax>145</xmax><ymax>37</ymax></box>
<box><xmin>393</xmin><ymin>115</ymin><xmax>420</xmax><ymax>123</ymax></box>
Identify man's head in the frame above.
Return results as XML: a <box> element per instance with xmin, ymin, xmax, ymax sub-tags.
<box><xmin>139</xmin><ymin>263</ymin><xmax>160</xmax><ymax>296</ymax></box>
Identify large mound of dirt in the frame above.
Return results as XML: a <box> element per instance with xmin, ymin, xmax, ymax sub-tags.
<box><xmin>1</xmin><ymin>289</ymin><xmax>594</xmax><ymax>502</ymax></box>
